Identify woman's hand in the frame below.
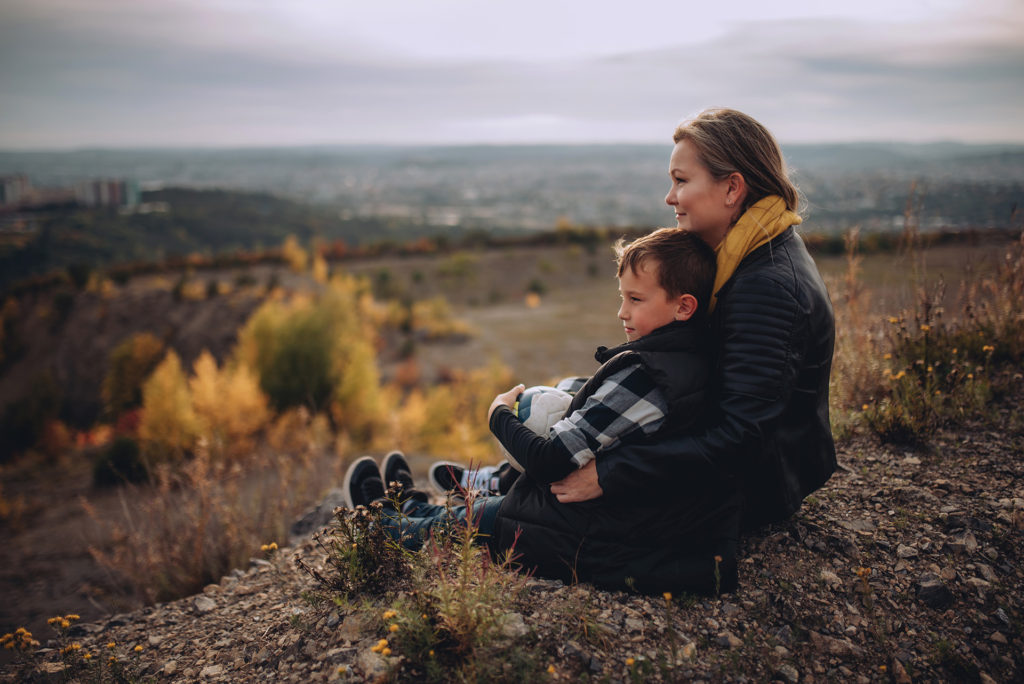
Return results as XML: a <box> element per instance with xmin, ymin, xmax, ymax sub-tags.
<box><xmin>550</xmin><ymin>460</ymin><xmax>603</xmax><ymax>502</ymax></box>
<box><xmin>488</xmin><ymin>384</ymin><xmax>525</xmax><ymax>421</ymax></box>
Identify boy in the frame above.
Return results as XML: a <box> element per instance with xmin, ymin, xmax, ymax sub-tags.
<box><xmin>433</xmin><ymin>225</ymin><xmax>715</xmax><ymax>492</ymax></box>
<box><xmin>343</xmin><ymin>228</ymin><xmax>741</xmax><ymax>595</ymax></box>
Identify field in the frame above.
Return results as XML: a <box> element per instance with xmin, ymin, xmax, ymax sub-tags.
<box><xmin>0</xmin><ymin>231</ymin><xmax>1020</xmax><ymax>674</ymax></box>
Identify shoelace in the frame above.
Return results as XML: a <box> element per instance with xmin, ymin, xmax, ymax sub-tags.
<box><xmin>460</xmin><ymin>466</ymin><xmax>501</xmax><ymax>492</ymax></box>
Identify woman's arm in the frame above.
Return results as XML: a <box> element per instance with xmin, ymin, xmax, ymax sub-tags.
<box><xmin>584</xmin><ymin>275</ymin><xmax>806</xmax><ymax>503</ymax></box>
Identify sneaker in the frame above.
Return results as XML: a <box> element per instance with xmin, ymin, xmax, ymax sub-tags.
<box><xmin>342</xmin><ymin>456</ymin><xmax>386</xmax><ymax>509</ymax></box>
<box><xmin>381</xmin><ymin>450</ymin><xmax>428</xmax><ymax>504</ymax></box>
<box><xmin>427</xmin><ymin>460</ymin><xmax>511</xmax><ymax>497</ymax></box>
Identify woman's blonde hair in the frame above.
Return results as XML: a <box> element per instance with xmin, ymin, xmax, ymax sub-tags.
<box><xmin>673</xmin><ymin>108</ymin><xmax>799</xmax><ymax>213</ymax></box>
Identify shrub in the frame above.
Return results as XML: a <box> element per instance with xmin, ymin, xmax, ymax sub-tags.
<box><xmin>102</xmin><ymin>332</ymin><xmax>165</xmax><ymax>416</ymax></box>
<box><xmin>93</xmin><ymin>436</ymin><xmax>148</xmax><ymax>487</ymax></box>
<box><xmin>282</xmin><ymin>234</ymin><xmax>308</xmax><ymax>273</ymax></box>
<box><xmin>238</xmin><ymin>274</ymin><xmax>386</xmax><ymax>442</ymax></box>
<box><xmin>137</xmin><ymin>351</ymin><xmax>199</xmax><ymax>467</ymax></box>
<box><xmin>189</xmin><ymin>351</ymin><xmax>270</xmax><ymax>460</ymax></box>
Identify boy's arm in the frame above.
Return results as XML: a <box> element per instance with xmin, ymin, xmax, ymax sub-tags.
<box><xmin>490</xmin><ymin>365</ymin><xmax>668</xmax><ymax>485</ymax></box>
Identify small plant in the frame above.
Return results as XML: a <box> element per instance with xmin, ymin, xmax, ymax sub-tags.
<box><xmin>298</xmin><ymin>501</ymin><xmax>414</xmax><ymax>598</ymax></box>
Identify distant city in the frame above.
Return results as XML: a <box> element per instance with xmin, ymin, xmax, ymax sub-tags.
<box><xmin>1</xmin><ymin>143</ymin><xmax>1023</xmax><ymax>234</ymax></box>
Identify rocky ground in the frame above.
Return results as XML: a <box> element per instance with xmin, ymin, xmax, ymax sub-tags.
<box><xmin>3</xmin><ymin>394</ymin><xmax>1023</xmax><ymax>683</ymax></box>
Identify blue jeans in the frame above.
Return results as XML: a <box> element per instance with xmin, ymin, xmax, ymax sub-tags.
<box><xmin>381</xmin><ymin>496</ymin><xmax>504</xmax><ymax>552</ymax></box>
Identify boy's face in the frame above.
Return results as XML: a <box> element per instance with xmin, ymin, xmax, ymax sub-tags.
<box><xmin>617</xmin><ymin>261</ymin><xmax>689</xmax><ymax>342</ymax></box>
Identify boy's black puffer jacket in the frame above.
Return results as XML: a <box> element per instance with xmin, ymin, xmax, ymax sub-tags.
<box><xmin>491</xmin><ymin>321</ymin><xmax>742</xmax><ymax>595</ymax></box>
<box><xmin>595</xmin><ymin>227</ymin><xmax>837</xmax><ymax>530</ymax></box>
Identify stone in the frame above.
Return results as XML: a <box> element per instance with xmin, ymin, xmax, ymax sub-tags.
<box><xmin>337</xmin><ymin>613</ymin><xmax>373</xmax><ymax>642</ymax></box>
<box><xmin>194</xmin><ymin>596</ymin><xmax>217</xmax><ymax>614</ymax></box>
<box><xmin>891</xmin><ymin>658</ymin><xmax>912</xmax><ymax>684</ymax></box>
<box><xmin>990</xmin><ymin>632</ymin><xmax>1008</xmax><ymax>645</ymax></box>
<box><xmin>148</xmin><ymin>634</ymin><xmax>163</xmax><ymax>647</ymax></box>
<box><xmin>819</xmin><ymin>570</ymin><xmax>843</xmax><ymax>589</ymax></box>
<box><xmin>896</xmin><ymin>544</ymin><xmax>919</xmax><ymax>559</ymax></box>
<box><xmin>356</xmin><ymin>649</ymin><xmax>388</xmax><ymax>678</ymax></box>
<box><xmin>625</xmin><ymin>617</ymin><xmax>644</xmax><ymax>632</ymax></box>
<box><xmin>200</xmin><ymin>664</ymin><xmax>224</xmax><ymax>677</ymax></box>
<box><xmin>716</xmin><ymin>631</ymin><xmax>743</xmax><ymax>649</ymax></box>
<box><xmin>808</xmin><ymin>631</ymin><xmax>863</xmax><ymax>657</ymax></box>
<box><xmin>162</xmin><ymin>661</ymin><xmax>177</xmax><ymax>676</ymax></box>
<box><xmin>498</xmin><ymin>611</ymin><xmax>529</xmax><ymax>639</ymax></box>
<box><xmin>682</xmin><ymin>642</ymin><xmax>697</xmax><ymax>660</ymax></box>
<box><xmin>977</xmin><ymin>564</ymin><xmax>997</xmax><ymax>582</ymax></box>
<box><xmin>775</xmin><ymin>663</ymin><xmax>800</xmax><ymax>683</ymax></box>
<box><xmin>916</xmin><ymin>577</ymin><xmax>954</xmax><ymax>610</ymax></box>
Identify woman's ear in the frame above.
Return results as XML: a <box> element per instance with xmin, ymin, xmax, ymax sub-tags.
<box><xmin>674</xmin><ymin>294</ymin><xmax>699</xmax><ymax>321</ymax></box>
<box><xmin>724</xmin><ymin>172</ymin><xmax>747</xmax><ymax>209</ymax></box>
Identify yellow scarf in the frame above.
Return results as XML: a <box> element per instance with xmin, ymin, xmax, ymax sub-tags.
<box><xmin>710</xmin><ymin>195</ymin><xmax>801</xmax><ymax>312</ymax></box>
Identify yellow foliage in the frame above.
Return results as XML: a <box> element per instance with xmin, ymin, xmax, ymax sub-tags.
<box><xmin>282</xmin><ymin>235</ymin><xmax>308</xmax><ymax>273</ymax></box>
<box><xmin>190</xmin><ymin>351</ymin><xmax>270</xmax><ymax>460</ymax></box>
<box><xmin>412</xmin><ymin>297</ymin><xmax>475</xmax><ymax>340</ymax></box>
<box><xmin>139</xmin><ymin>351</ymin><xmax>199</xmax><ymax>465</ymax></box>
<box><xmin>312</xmin><ymin>253</ymin><xmax>329</xmax><ymax>284</ymax></box>
<box><xmin>386</xmin><ymin>359</ymin><xmax>514</xmax><ymax>464</ymax></box>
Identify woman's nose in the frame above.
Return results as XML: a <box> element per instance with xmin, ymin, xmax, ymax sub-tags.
<box><xmin>664</xmin><ymin>188</ymin><xmax>674</xmax><ymax>206</ymax></box>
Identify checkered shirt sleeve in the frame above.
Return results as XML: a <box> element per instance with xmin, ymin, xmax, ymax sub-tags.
<box><xmin>549</xmin><ymin>363</ymin><xmax>668</xmax><ymax>469</ymax></box>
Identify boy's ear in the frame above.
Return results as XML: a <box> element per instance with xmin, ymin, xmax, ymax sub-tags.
<box><xmin>674</xmin><ymin>294</ymin><xmax>699</xmax><ymax>321</ymax></box>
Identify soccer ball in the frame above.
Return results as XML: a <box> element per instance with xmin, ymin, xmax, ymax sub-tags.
<box><xmin>502</xmin><ymin>385</ymin><xmax>573</xmax><ymax>472</ymax></box>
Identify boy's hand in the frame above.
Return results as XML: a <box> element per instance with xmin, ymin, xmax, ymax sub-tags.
<box><xmin>488</xmin><ymin>384</ymin><xmax>525</xmax><ymax>420</ymax></box>
<box><xmin>550</xmin><ymin>461</ymin><xmax>603</xmax><ymax>502</ymax></box>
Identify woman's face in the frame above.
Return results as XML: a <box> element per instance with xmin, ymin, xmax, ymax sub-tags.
<box><xmin>664</xmin><ymin>139</ymin><xmax>738</xmax><ymax>248</ymax></box>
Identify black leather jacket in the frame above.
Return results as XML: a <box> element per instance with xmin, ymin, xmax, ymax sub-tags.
<box><xmin>596</xmin><ymin>227</ymin><xmax>837</xmax><ymax>530</ymax></box>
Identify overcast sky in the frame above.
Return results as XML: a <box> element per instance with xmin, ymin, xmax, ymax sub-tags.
<box><xmin>1</xmin><ymin>0</ymin><xmax>1022</xmax><ymax>149</ymax></box>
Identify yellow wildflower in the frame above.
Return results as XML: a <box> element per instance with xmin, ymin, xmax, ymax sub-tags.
<box><xmin>65</xmin><ymin>614</ymin><xmax>80</xmax><ymax>621</ymax></box>
<box><xmin>547</xmin><ymin>664</ymin><xmax>556</xmax><ymax>674</ymax></box>
<box><xmin>967</xmin><ymin>373</ymin><xmax>974</xmax><ymax>380</ymax></box>
<box><xmin>982</xmin><ymin>345</ymin><xmax>995</xmax><ymax>353</ymax></box>
<box><xmin>626</xmin><ymin>657</ymin><xmax>636</xmax><ymax>666</ymax></box>
<box><xmin>389</xmin><ymin>624</ymin><xmax>399</xmax><ymax>633</ymax></box>
<box><xmin>338</xmin><ymin>665</ymin><xmax>347</xmax><ymax>674</ymax></box>
<box><xmin>429</xmin><ymin>650</ymin><xmax>435</xmax><ymax>657</ymax></box>
<box><xmin>59</xmin><ymin>619</ymin><xmax>70</xmax><ymax>629</ymax></box>
<box><xmin>107</xmin><ymin>641</ymin><xmax>116</xmax><ymax>649</ymax></box>
<box><xmin>109</xmin><ymin>656</ymin><xmax>117</xmax><ymax>664</ymax></box>
<box><xmin>47</xmin><ymin>617</ymin><xmax>61</xmax><ymax>625</ymax></box>
<box><xmin>134</xmin><ymin>645</ymin><xmax>143</xmax><ymax>652</ymax></box>
<box><xmin>920</xmin><ymin>324</ymin><xmax>931</xmax><ymax>332</ymax></box>
<box><xmin>663</xmin><ymin>592</ymin><xmax>672</xmax><ymax>602</ymax></box>
<box><xmin>888</xmin><ymin>317</ymin><xmax>899</xmax><ymax>324</ymax></box>
<box><xmin>382</xmin><ymin>610</ymin><xmax>397</xmax><ymax>620</ymax></box>
<box><xmin>883</xmin><ymin>353</ymin><xmax>892</xmax><ymax>360</ymax></box>
<box><xmin>862</xmin><ymin>403</ymin><xmax>869</xmax><ymax>410</ymax></box>
<box><xmin>84</xmin><ymin>653</ymin><xmax>92</xmax><ymax>660</ymax></box>
<box><xmin>381</xmin><ymin>647</ymin><xmax>392</xmax><ymax>657</ymax></box>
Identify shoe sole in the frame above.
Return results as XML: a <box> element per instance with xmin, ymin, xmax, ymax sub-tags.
<box><xmin>427</xmin><ymin>460</ymin><xmax>463</xmax><ymax>496</ymax></box>
<box><xmin>381</xmin><ymin>450</ymin><xmax>408</xmax><ymax>489</ymax></box>
<box><xmin>342</xmin><ymin>455</ymin><xmax>380</xmax><ymax>509</ymax></box>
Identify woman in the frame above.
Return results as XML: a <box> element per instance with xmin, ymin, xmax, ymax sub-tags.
<box><xmin>552</xmin><ymin>108</ymin><xmax>837</xmax><ymax>532</ymax></box>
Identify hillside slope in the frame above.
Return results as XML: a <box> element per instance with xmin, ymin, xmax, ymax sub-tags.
<box><xmin>4</xmin><ymin>397</ymin><xmax>1021</xmax><ymax>683</ymax></box>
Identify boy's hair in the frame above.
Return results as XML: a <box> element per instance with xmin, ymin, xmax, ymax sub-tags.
<box><xmin>614</xmin><ymin>228</ymin><xmax>717</xmax><ymax>320</ymax></box>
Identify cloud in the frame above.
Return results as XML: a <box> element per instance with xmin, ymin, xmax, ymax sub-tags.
<box><xmin>0</xmin><ymin>0</ymin><xmax>1022</xmax><ymax>146</ymax></box>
